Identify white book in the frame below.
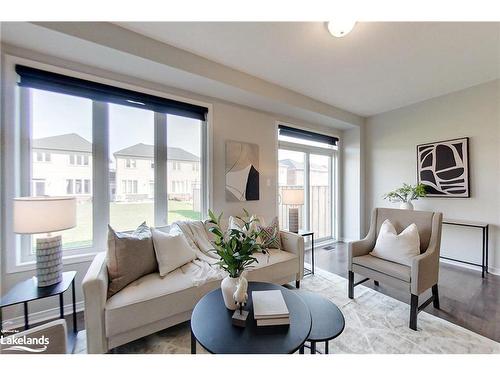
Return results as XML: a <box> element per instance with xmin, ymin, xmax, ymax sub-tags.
<box><xmin>252</xmin><ymin>290</ymin><xmax>289</xmax><ymax>319</ymax></box>
<box><xmin>256</xmin><ymin>317</ymin><xmax>290</xmax><ymax>326</ymax></box>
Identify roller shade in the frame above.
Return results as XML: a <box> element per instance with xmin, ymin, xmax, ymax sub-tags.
<box><xmin>278</xmin><ymin>125</ymin><xmax>338</xmax><ymax>146</ymax></box>
<box><xmin>15</xmin><ymin>65</ymin><xmax>208</xmax><ymax>121</ymax></box>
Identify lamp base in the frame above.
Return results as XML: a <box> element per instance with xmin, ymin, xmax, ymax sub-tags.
<box><xmin>288</xmin><ymin>207</ymin><xmax>299</xmax><ymax>233</ymax></box>
<box><xmin>36</xmin><ymin>235</ymin><xmax>63</xmax><ymax>287</ymax></box>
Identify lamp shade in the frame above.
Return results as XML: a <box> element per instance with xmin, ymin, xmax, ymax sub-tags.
<box><xmin>281</xmin><ymin>189</ymin><xmax>304</xmax><ymax>205</ymax></box>
<box><xmin>14</xmin><ymin>196</ymin><xmax>77</xmax><ymax>234</ymax></box>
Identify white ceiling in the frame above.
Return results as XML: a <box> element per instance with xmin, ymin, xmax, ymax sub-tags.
<box><xmin>1</xmin><ymin>22</ymin><xmax>357</xmax><ymax>129</ymax></box>
<box><xmin>117</xmin><ymin>22</ymin><xmax>500</xmax><ymax>116</ymax></box>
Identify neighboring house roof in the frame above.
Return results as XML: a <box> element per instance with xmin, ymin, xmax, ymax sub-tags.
<box><xmin>32</xmin><ymin>133</ymin><xmax>199</xmax><ymax>162</ymax></box>
<box><xmin>32</xmin><ymin>133</ymin><xmax>92</xmax><ymax>153</ymax></box>
<box><xmin>279</xmin><ymin>158</ymin><xmax>327</xmax><ymax>172</ymax></box>
<box><xmin>114</xmin><ymin>143</ymin><xmax>199</xmax><ymax>162</ymax></box>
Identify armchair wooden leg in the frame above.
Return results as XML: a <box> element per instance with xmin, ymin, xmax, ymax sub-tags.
<box><xmin>410</xmin><ymin>294</ymin><xmax>418</xmax><ymax>331</ymax></box>
<box><xmin>296</xmin><ymin>280</ymin><xmax>300</xmax><ymax>289</ymax></box>
<box><xmin>432</xmin><ymin>284</ymin><xmax>440</xmax><ymax>309</ymax></box>
<box><xmin>374</xmin><ymin>280</ymin><xmax>379</xmax><ymax>286</ymax></box>
<box><xmin>348</xmin><ymin>271</ymin><xmax>354</xmax><ymax>299</ymax></box>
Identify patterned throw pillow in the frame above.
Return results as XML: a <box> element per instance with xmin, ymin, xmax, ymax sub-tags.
<box><xmin>257</xmin><ymin>217</ymin><xmax>281</xmax><ymax>249</ymax></box>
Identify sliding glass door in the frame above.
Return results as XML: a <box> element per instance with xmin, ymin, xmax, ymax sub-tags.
<box><xmin>278</xmin><ymin>130</ymin><xmax>337</xmax><ymax>242</ymax></box>
<box><xmin>309</xmin><ymin>154</ymin><xmax>332</xmax><ymax>240</ymax></box>
<box><xmin>278</xmin><ymin>149</ymin><xmax>306</xmax><ymax>231</ymax></box>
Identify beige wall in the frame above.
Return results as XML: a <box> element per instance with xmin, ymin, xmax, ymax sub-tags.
<box><xmin>365</xmin><ymin>80</ymin><xmax>500</xmax><ymax>274</ymax></box>
<box><xmin>211</xmin><ymin>102</ymin><xmax>279</xmax><ymax>223</ymax></box>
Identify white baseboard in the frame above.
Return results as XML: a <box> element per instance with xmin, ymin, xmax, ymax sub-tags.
<box><xmin>2</xmin><ymin>301</ymin><xmax>85</xmax><ymax>331</ymax></box>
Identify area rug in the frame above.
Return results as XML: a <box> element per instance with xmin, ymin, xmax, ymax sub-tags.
<box><xmin>74</xmin><ymin>268</ymin><xmax>500</xmax><ymax>354</ymax></box>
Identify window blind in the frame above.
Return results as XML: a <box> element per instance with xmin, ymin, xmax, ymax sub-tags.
<box><xmin>278</xmin><ymin>125</ymin><xmax>338</xmax><ymax>146</ymax></box>
<box><xmin>16</xmin><ymin>65</ymin><xmax>208</xmax><ymax>121</ymax></box>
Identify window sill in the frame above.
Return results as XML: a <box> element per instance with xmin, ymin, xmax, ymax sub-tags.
<box><xmin>6</xmin><ymin>251</ymin><xmax>102</xmax><ymax>275</ymax></box>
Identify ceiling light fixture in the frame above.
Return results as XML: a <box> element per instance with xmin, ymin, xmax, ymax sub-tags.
<box><xmin>326</xmin><ymin>20</ymin><xmax>356</xmax><ymax>38</ymax></box>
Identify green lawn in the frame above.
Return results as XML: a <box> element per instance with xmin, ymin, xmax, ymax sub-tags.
<box><xmin>37</xmin><ymin>200</ymin><xmax>200</xmax><ymax>250</ymax></box>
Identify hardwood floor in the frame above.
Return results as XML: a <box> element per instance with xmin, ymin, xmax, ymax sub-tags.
<box><xmin>305</xmin><ymin>242</ymin><xmax>500</xmax><ymax>342</ymax></box>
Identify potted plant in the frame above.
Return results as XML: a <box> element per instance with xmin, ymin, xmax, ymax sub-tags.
<box><xmin>207</xmin><ymin>209</ymin><xmax>274</xmax><ymax>310</ymax></box>
<box><xmin>383</xmin><ymin>183</ymin><xmax>427</xmax><ymax>210</ymax></box>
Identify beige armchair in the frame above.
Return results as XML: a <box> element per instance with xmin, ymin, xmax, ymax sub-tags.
<box><xmin>348</xmin><ymin>208</ymin><xmax>443</xmax><ymax>330</ymax></box>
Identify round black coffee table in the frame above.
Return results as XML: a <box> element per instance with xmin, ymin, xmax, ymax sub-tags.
<box><xmin>297</xmin><ymin>291</ymin><xmax>345</xmax><ymax>354</ymax></box>
<box><xmin>190</xmin><ymin>282</ymin><xmax>311</xmax><ymax>354</ymax></box>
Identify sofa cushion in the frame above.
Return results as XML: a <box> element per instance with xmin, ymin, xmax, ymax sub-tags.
<box><xmin>352</xmin><ymin>254</ymin><xmax>411</xmax><ymax>282</ymax></box>
<box><xmin>105</xmin><ymin>262</ymin><xmax>222</xmax><ymax>337</ymax></box>
<box><xmin>152</xmin><ymin>228</ymin><xmax>196</xmax><ymax>277</ymax></box>
<box><xmin>104</xmin><ymin>249</ymin><xmax>299</xmax><ymax>338</ymax></box>
<box><xmin>106</xmin><ymin>223</ymin><xmax>158</xmax><ymax>298</ymax></box>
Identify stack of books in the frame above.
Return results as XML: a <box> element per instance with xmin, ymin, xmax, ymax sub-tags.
<box><xmin>252</xmin><ymin>290</ymin><xmax>290</xmax><ymax>326</ymax></box>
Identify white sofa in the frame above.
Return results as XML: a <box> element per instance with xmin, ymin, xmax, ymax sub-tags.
<box><xmin>82</xmin><ymin>224</ymin><xmax>304</xmax><ymax>353</ymax></box>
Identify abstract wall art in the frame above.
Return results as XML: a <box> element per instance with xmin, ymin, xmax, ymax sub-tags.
<box><xmin>225</xmin><ymin>141</ymin><xmax>260</xmax><ymax>201</ymax></box>
<box><xmin>417</xmin><ymin>137</ymin><xmax>470</xmax><ymax>197</ymax></box>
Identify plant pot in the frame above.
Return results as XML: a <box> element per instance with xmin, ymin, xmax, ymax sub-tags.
<box><xmin>399</xmin><ymin>201</ymin><xmax>414</xmax><ymax>210</ymax></box>
<box><xmin>221</xmin><ymin>275</ymin><xmax>239</xmax><ymax>310</ymax></box>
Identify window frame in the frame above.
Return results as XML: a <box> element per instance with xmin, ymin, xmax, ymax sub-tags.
<box><xmin>2</xmin><ymin>55</ymin><xmax>213</xmax><ymax>273</ymax></box>
<box><xmin>276</xmin><ymin>123</ymin><xmax>339</xmax><ymax>243</ymax></box>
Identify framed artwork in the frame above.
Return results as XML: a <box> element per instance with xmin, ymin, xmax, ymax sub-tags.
<box><xmin>225</xmin><ymin>140</ymin><xmax>260</xmax><ymax>201</ymax></box>
<box><xmin>416</xmin><ymin>137</ymin><xmax>470</xmax><ymax>197</ymax></box>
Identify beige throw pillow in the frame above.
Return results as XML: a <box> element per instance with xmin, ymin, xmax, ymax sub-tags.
<box><xmin>107</xmin><ymin>222</ymin><xmax>158</xmax><ymax>298</ymax></box>
<box><xmin>370</xmin><ymin>219</ymin><xmax>420</xmax><ymax>266</ymax></box>
<box><xmin>152</xmin><ymin>228</ymin><xmax>196</xmax><ymax>277</ymax></box>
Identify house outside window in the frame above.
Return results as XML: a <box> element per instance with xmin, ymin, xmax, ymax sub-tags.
<box><xmin>34</xmin><ymin>151</ymin><xmax>51</xmax><ymax>162</ymax></box>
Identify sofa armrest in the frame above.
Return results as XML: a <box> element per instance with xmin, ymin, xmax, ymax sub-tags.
<box><xmin>411</xmin><ymin>212</ymin><xmax>443</xmax><ymax>295</ymax></box>
<box><xmin>280</xmin><ymin>230</ymin><xmax>305</xmax><ymax>280</ymax></box>
<box><xmin>82</xmin><ymin>252</ymin><xmax>109</xmax><ymax>354</ymax></box>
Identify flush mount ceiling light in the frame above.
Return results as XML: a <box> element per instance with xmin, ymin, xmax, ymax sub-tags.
<box><xmin>326</xmin><ymin>20</ymin><xmax>356</xmax><ymax>38</ymax></box>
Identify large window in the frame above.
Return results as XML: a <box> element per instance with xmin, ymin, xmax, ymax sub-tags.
<box><xmin>278</xmin><ymin>125</ymin><xmax>338</xmax><ymax>242</ymax></box>
<box><xmin>109</xmin><ymin>104</ymin><xmax>155</xmax><ymax>231</ymax></box>
<box><xmin>12</xmin><ymin>63</ymin><xmax>209</xmax><ymax>264</ymax></box>
<box><xmin>30</xmin><ymin>89</ymin><xmax>93</xmax><ymax>253</ymax></box>
<box><xmin>167</xmin><ymin>114</ymin><xmax>203</xmax><ymax>223</ymax></box>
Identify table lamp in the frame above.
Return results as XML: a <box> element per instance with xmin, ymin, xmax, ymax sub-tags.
<box><xmin>282</xmin><ymin>189</ymin><xmax>304</xmax><ymax>233</ymax></box>
<box><xmin>14</xmin><ymin>196</ymin><xmax>76</xmax><ymax>287</ymax></box>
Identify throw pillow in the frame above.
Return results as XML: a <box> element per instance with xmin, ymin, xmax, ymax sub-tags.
<box><xmin>370</xmin><ymin>219</ymin><xmax>420</xmax><ymax>266</ymax></box>
<box><xmin>257</xmin><ymin>217</ymin><xmax>281</xmax><ymax>249</ymax></box>
<box><xmin>107</xmin><ymin>222</ymin><xmax>158</xmax><ymax>298</ymax></box>
<box><xmin>228</xmin><ymin>215</ymin><xmax>265</xmax><ymax>234</ymax></box>
<box><xmin>151</xmin><ymin>228</ymin><xmax>196</xmax><ymax>277</ymax></box>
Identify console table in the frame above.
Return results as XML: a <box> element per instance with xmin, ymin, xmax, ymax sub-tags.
<box><xmin>441</xmin><ymin>219</ymin><xmax>489</xmax><ymax>278</ymax></box>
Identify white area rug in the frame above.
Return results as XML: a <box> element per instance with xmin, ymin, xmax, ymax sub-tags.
<box><xmin>75</xmin><ymin>268</ymin><xmax>500</xmax><ymax>354</ymax></box>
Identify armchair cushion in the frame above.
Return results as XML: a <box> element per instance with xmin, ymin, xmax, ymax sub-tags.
<box><xmin>370</xmin><ymin>219</ymin><xmax>420</xmax><ymax>266</ymax></box>
<box><xmin>352</xmin><ymin>254</ymin><xmax>411</xmax><ymax>283</ymax></box>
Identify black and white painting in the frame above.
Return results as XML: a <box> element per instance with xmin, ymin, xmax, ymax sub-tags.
<box><xmin>225</xmin><ymin>141</ymin><xmax>259</xmax><ymax>201</ymax></box>
<box><xmin>417</xmin><ymin>137</ymin><xmax>469</xmax><ymax>197</ymax></box>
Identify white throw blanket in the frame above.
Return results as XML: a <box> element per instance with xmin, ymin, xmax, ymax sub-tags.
<box><xmin>173</xmin><ymin>221</ymin><xmax>226</xmax><ymax>285</ymax></box>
